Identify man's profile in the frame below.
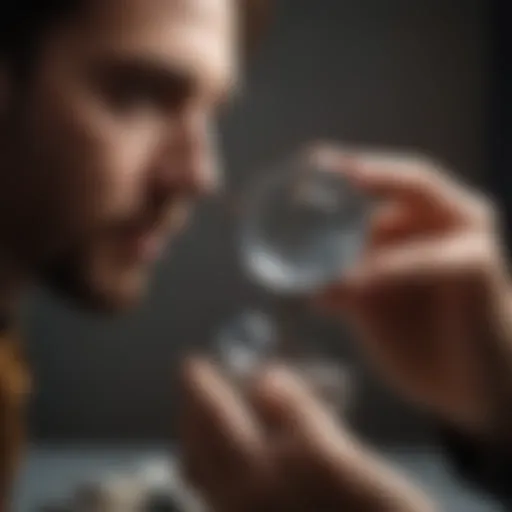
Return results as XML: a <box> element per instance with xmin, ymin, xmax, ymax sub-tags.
<box><xmin>0</xmin><ymin>0</ymin><xmax>246</xmax><ymax>506</ymax></box>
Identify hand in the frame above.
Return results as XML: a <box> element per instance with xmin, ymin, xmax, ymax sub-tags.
<box><xmin>180</xmin><ymin>358</ymin><xmax>436</xmax><ymax>512</ymax></box>
<box><xmin>315</xmin><ymin>147</ymin><xmax>512</xmax><ymax>438</ymax></box>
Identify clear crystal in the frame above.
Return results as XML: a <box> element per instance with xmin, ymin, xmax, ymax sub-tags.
<box><xmin>213</xmin><ymin>310</ymin><xmax>278</xmax><ymax>379</ymax></box>
<box><xmin>212</xmin><ymin>310</ymin><xmax>353</xmax><ymax>414</ymax></box>
<box><xmin>239</xmin><ymin>152</ymin><xmax>369</xmax><ymax>295</ymax></box>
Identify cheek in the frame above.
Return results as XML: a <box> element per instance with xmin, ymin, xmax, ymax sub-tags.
<box><xmin>30</xmin><ymin>87</ymin><xmax>162</xmax><ymax>230</ymax></box>
<box><xmin>77</xmin><ymin>112</ymin><xmax>163</xmax><ymax>218</ymax></box>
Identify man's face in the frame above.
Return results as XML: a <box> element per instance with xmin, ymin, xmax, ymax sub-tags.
<box><xmin>0</xmin><ymin>0</ymin><xmax>236</xmax><ymax>311</ymax></box>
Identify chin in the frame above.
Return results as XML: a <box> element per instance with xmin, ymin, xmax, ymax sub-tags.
<box><xmin>40</xmin><ymin>256</ymin><xmax>152</xmax><ymax>316</ymax></box>
<box><xmin>45</xmin><ymin>276</ymin><xmax>149</xmax><ymax>316</ymax></box>
<box><xmin>81</xmin><ymin>269</ymin><xmax>152</xmax><ymax>315</ymax></box>
<box><xmin>96</xmin><ymin>278</ymin><xmax>149</xmax><ymax>314</ymax></box>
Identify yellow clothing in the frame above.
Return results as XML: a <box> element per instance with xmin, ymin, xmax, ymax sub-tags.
<box><xmin>0</xmin><ymin>331</ymin><xmax>30</xmax><ymax>512</ymax></box>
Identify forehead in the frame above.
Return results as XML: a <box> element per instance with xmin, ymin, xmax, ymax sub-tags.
<box><xmin>60</xmin><ymin>0</ymin><xmax>237</xmax><ymax>90</ymax></box>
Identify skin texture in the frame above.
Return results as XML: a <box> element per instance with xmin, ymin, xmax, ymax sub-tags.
<box><xmin>0</xmin><ymin>0</ymin><xmax>236</xmax><ymax>312</ymax></box>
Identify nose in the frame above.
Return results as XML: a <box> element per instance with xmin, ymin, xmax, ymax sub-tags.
<box><xmin>154</xmin><ymin>112</ymin><xmax>222</xmax><ymax>198</ymax></box>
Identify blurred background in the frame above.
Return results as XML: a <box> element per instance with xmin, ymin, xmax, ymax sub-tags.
<box><xmin>16</xmin><ymin>0</ymin><xmax>507</xmax><ymax>509</ymax></box>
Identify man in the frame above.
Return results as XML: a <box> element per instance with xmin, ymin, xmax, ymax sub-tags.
<box><xmin>1</xmin><ymin>0</ymin><xmax>237</xmax><ymax>507</ymax></box>
<box><xmin>0</xmin><ymin>0</ymin><xmax>510</xmax><ymax>511</ymax></box>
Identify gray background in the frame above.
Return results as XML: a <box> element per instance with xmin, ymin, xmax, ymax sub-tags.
<box><xmin>25</xmin><ymin>0</ymin><xmax>488</xmax><ymax>444</ymax></box>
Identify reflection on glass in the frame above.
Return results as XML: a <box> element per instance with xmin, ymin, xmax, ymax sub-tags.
<box><xmin>212</xmin><ymin>309</ymin><xmax>354</xmax><ymax>416</ymax></box>
<box><xmin>215</xmin><ymin>145</ymin><xmax>367</xmax><ymax>415</ymax></box>
<box><xmin>213</xmin><ymin>309</ymin><xmax>278</xmax><ymax>380</ymax></box>
<box><xmin>239</xmin><ymin>147</ymin><xmax>370</xmax><ymax>295</ymax></box>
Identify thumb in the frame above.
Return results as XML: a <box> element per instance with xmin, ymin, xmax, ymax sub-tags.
<box><xmin>248</xmin><ymin>364</ymin><xmax>350</xmax><ymax>443</ymax></box>
<box><xmin>248</xmin><ymin>365</ymin><xmax>436</xmax><ymax>511</ymax></box>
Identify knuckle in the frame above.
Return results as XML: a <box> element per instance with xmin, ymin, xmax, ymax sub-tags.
<box><xmin>467</xmin><ymin>193</ymin><xmax>498</xmax><ymax>227</ymax></box>
<box><xmin>466</xmin><ymin>233</ymin><xmax>501</xmax><ymax>275</ymax></box>
<box><xmin>401</xmin><ymin>150</ymin><xmax>443</xmax><ymax>174</ymax></box>
<box><xmin>402</xmin><ymin>152</ymin><xmax>453</xmax><ymax>191</ymax></box>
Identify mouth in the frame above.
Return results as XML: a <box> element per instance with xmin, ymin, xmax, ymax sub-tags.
<box><xmin>126</xmin><ymin>228</ymin><xmax>167</xmax><ymax>263</ymax></box>
<box><xmin>119</xmin><ymin>205</ymin><xmax>191</xmax><ymax>263</ymax></box>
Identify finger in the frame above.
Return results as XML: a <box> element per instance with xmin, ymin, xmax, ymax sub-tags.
<box><xmin>312</xmin><ymin>266</ymin><xmax>367</xmax><ymax>316</ymax></box>
<box><xmin>179</xmin><ymin>358</ymin><xmax>265</xmax><ymax>487</ymax></box>
<box><xmin>316</xmin><ymin>233</ymin><xmax>494</xmax><ymax>316</ymax></box>
<box><xmin>249</xmin><ymin>366</ymin><xmax>434</xmax><ymax>510</ymax></box>
<box><xmin>310</xmin><ymin>144</ymin><xmax>452</xmax><ymax>198</ymax></box>
<box><xmin>248</xmin><ymin>365</ymin><xmax>351</xmax><ymax>448</ymax></box>
<box><xmin>361</xmin><ymin>233</ymin><xmax>492</xmax><ymax>285</ymax></box>
<box><xmin>349</xmin><ymin>151</ymin><xmax>455</xmax><ymax>199</ymax></box>
<box><xmin>354</xmin><ymin>152</ymin><xmax>496</xmax><ymax>231</ymax></box>
<box><xmin>248</xmin><ymin>365</ymin><xmax>358</xmax><ymax>506</ymax></box>
<box><xmin>367</xmin><ymin>201</ymin><xmax>419</xmax><ymax>251</ymax></box>
<box><xmin>310</xmin><ymin>144</ymin><xmax>480</xmax><ymax>223</ymax></box>
<box><xmin>314</xmin><ymin>212</ymin><xmax>475</xmax><ymax>315</ymax></box>
<box><xmin>367</xmin><ymin>232</ymin><xmax>489</xmax><ymax>286</ymax></box>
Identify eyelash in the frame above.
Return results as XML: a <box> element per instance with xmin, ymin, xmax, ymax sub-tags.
<box><xmin>110</xmin><ymin>81</ymin><xmax>166</xmax><ymax>112</ymax></box>
<box><xmin>104</xmin><ymin>78</ymin><xmax>226</xmax><ymax>119</ymax></box>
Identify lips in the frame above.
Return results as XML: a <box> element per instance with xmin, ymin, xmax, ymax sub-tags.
<box><xmin>132</xmin><ymin>231</ymin><xmax>166</xmax><ymax>262</ymax></box>
<box><xmin>115</xmin><ymin>220</ymin><xmax>166</xmax><ymax>262</ymax></box>
<box><xmin>118</xmin><ymin>202</ymin><xmax>191</xmax><ymax>262</ymax></box>
<box><xmin>121</xmin><ymin>219</ymin><xmax>183</xmax><ymax>263</ymax></box>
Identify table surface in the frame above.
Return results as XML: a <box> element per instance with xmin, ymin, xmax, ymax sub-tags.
<box><xmin>11</xmin><ymin>444</ymin><xmax>503</xmax><ymax>512</ymax></box>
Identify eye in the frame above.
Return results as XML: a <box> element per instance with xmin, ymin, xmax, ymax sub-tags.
<box><xmin>107</xmin><ymin>78</ymin><xmax>167</xmax><ymax>114</ymax></box>
<box><xmin>95</xmin><ymin>59</ymin><xmax>219</xmax><ymax>119</ymax></box>
<box><xmin>101</xmin><ymin>68</ymin><xmax>192</xmax><ymax>117</ymax></box>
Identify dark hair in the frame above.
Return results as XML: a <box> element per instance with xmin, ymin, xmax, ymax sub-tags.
<box><xmin>0</xmin><ymin>2</ymin><xmax>82</xmax><ymax>79</ymax></box>
<box><xmin>0</xmin><ymin>1</ymin><xmax>270</xmax><ymax>78</ymax></box>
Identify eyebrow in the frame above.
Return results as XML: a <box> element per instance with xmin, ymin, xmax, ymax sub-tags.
<box><xmin>95</xmin><ymin>53</ymin><xmax>236</xmax><ymax>106</ymax></box>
